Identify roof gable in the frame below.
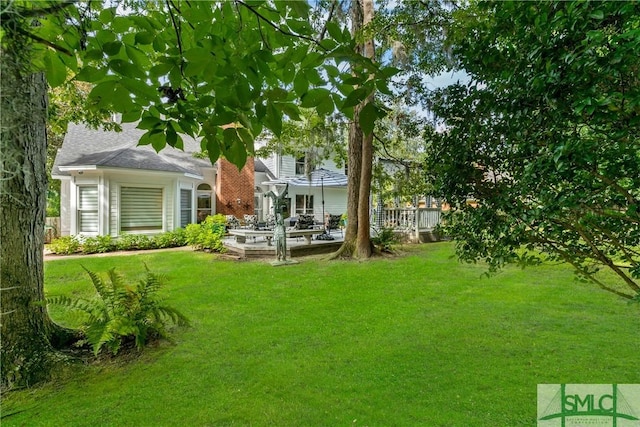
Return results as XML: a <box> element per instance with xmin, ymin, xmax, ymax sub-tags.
<box><xmin>53</xmin><ymin>122</ymin><xmax>213</xmax><ymax>177</ymax></box>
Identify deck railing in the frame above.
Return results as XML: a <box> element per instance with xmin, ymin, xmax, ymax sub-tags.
<box><xmin>372</xmin><ymin>207</ymin><xmax>441</xmax><ymax>237</ymax></box>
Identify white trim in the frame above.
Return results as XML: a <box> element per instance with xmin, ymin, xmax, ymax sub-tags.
<box><xmin>59</xmin><ymin>165</ymin><xmax>98</xmax><ymax>171</ymax></box>
<box><xmin>59</xmin><ymin>165</ymin><xmax>206</xmax><ymax>180</ymax></box>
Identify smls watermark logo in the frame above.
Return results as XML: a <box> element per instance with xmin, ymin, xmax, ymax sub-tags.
<box><xmin>538</xmin><ymin>384</ymin><xmax>640</xmax><ymax>427</ymax></box>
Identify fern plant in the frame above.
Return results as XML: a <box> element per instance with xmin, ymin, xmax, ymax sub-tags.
<box><xmin>47</xmin><ymin>266</ymin><xmax>189</xmax><ymax>356</ymax></box>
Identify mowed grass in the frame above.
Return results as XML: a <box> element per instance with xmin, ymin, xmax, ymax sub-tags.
<box><xmin>3</xmin><ymin>242</ymin><xmax>639</xmax><ymax>426</ymax></box>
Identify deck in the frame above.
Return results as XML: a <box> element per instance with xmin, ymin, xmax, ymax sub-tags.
<box><xmin>223</xmin><ymin>230</ymin><xmax>343</xmax><ymax>259</ymax></box>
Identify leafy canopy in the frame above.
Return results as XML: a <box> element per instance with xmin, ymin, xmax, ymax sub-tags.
<box><xmin>5</xmin><ymin>0</ymin><xmax>398</xmax><ymax>168</ymax></box>
<box><xmin>426</xmin><ymin>1</ymin><xmax>640</xmax><ymax>298</ymax></box>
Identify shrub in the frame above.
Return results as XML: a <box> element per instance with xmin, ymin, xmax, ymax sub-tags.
<box><xmin>49</xmin><ymin>235</ymin><xmax>81</xmax><ymax>255</ymax></box>
<box><xmin>185</xmin><ymin>215</ymin><xmax>226</xmax><ymax>252</ymax></box>
<box><xmin>371</xmin><ymin>227</ymin><xmax>399</xmax><ymax>253</ymax></box>
<box><xmin>116</xmin><ymin>234</ymin><xmax>153</xmax><ymax>250</ymax></box>
<box><xmin>153</xmin><ymin>228</ymin><xmax>187</xmax><ymax>248</ymax></box>
<box><xmin>81</xmin><ymin>235</ymin><xmax>115</xmax><ymax>254</ymax></box>
<box><xmin>46</xmin><ymin>266</ymin><xmax>189</xmax><ymax>356</ymax></box>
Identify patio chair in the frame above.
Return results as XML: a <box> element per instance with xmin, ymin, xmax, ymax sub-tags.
<box><xmin>225</xmin><ymin>215</ymin><xmax>240</xmax><ymax>230</ymax></box>
<box><xmin>243</xmin><ymin>214</ymin><xmax>259</xmax><ymax>230</ymax></box>
<box><xmin>295</xmin><ymin>214</ymin><xmax>315</xmax><ymax>230</ymax></box>
<box><xmin>326</xmin><ymin>214</ymin><xmax>343</xmax><ymax>236</ymax></box>
<box><xmin>265</xmin><ymin>214</ymin><xmax>276</xmax><ymax>230</ymax></box>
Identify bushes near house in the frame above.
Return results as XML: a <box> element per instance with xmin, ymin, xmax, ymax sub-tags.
<box><xmin>81</xmin><ymin>235</ymin><xmax>115</xmax><ymax>254</ymax></box>
<box><xmin>46</xmin><ymin>266</ymin><xmax>189</xmax><ymax>355</ymax></box>
<box><xmin>48</xmin><ymin>228</ymin><xmax>189</xmax><ymax>255</ymax></box>
<box><xmin>184</xmin><ymin>214</ymin><xmax>226</xmax><ymax>252</ymax></box>
<box><xmin>48</xmin><ymin>235</ymin><xmax>81</xmax><ymax>255</ymax></box>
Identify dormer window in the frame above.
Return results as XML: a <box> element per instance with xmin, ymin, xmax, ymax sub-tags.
<box><xmin>295</xmin><ymin>155</ymin><xmax>306</xmax><ymax>175</ymax></box>
<box><xmin>295</xmin><ymin>154</ymin><xmax>316</xmax><ymax>176</ymax></box>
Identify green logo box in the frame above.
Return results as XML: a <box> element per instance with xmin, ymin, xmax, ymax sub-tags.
<box><xmin>538</xmin><ymin>384</ymin><xmax>640</xmax><ymax>427</ymax></box>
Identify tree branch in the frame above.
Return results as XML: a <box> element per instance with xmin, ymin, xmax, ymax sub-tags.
<box><xmin>318</xmin><ymin>0</ymin><xmax>338</xmax><ymax>41</ymax></box>
<box><xmin>13</xmin><ymin>25</ymin><xmax>72</xmax><ymax>56</ymax></box>
<box><xmin>235</xmin><ymin>0</ymin><xmax>326</xmax><ymax>51</ymax></box>
<box><xmin>1</xmin><ymin>0</ymin><xmax>75</xmax><ymax>20</ymax></box>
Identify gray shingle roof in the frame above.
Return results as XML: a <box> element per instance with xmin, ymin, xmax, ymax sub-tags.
<box><xmin>52</xmin><ymin>122</ymin><xmax>214</xmax><ymax>177</ymax></box>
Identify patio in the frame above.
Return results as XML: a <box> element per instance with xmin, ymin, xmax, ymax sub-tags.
<box><xmin>223</xmin><ymin>230</ymin><xmax>344</xmax><ymax>259</ymax></box>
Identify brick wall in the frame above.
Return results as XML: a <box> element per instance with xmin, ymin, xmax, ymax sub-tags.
<box><xmin>216</xmin><ymin>158</ymin><xmax>255</xmax><ymax>217</ymax></box>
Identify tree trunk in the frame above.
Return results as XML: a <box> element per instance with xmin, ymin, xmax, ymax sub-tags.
<box><xmin>331</xmin><ymin>0</ymin><xmax>376</xmax><ymax>259</ymax></box>
<box><xmin>0</xmin><ymin>38</ymin><xmax>55</xmax><ymax>389</ymax></box>
<box><xmin>355</xmin><ymin>0</ymin><xmax>375</xmax><ymax>259</ymax></box>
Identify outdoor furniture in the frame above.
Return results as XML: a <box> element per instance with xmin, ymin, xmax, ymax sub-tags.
<box><xmin>295</xmin><ymin>214</ymin><xmax>315</xmax><ymax>230</ymax></box>
<box><xmin>326</xmin><ymin>214</ymin><xmax>343</xmax><ymax>236</ymax></box>
<box><xmin>226</xmin><ymin>215</ymin><xmax>240</xmax><ymax>230</ymax></box>
<box><xmin>265</xmin><ymin>214</ymin><xmax>275</xmax><ymax>230</ymax></box>
<box><xmin>228</xmin><ymin>228</ymin><xmax>320</xmax><ymax>246</ymax></box>
<box><xmin>243</xmin><ymin>214</ymin><xmax>259</xmax><ymax>230</ymax></box>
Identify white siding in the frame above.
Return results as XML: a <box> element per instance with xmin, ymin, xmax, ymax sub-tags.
<box><xmin>59</xmin><ymin>179</ymin><xmax>71</xmax><ymax>236</ymax></box>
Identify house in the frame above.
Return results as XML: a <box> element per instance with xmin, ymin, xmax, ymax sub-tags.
<box><xmin>53</xmin><ymin>123</ymin><xmax>348</xmax><ymax>237</ymax></box>
<box><xmin>256</xmin><ymin>150</ymin><xmax>348</xmax><ymax>223</ymax></box>
<box><xmin>54</xmin><ymin>122</ymin><xmax>231</xmax><ymax>237</ymax></box>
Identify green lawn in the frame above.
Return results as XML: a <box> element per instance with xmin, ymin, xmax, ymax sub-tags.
<box><xmin>3</xmin><ymin>242</ymin><xmax>639</xmax><ymax>426</ymax></box>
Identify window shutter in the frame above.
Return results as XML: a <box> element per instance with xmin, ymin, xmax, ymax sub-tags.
<box><xmin>121</xmin><ymin>187</ymin><xmax>163</xmax><ymax>231</ymax></box>
<box><xmin>78</xmin><ymin>186</ymin><xmax>98</xmax><ymax>233</ymax></box>
<box><xmin>180</xmin><ymin>189</ymin><xmax>192</xmax><ymax>228</ymax></box>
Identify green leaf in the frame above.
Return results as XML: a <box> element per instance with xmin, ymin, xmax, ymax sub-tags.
<box><xmin>121</xmin><ymin>109</ymin><xmax>142</xmax><ymax>123</ymax></box>
<box><xmin>223</xmin><ymin>128</ymin><xmax>247</xmax><ymax>169</ymax></box>
<box><xmin>358</xmin><ymin>102</ymin><xmax>377</xmax><ymax>136</ymax></box>
<box><xmin>317</xmin><ymin>95</ymin><xmax>335</xmax><ymax>116</ymax></box>
<box><xmin>44</xmin><ymin>51</ymin><xmax>68</xmax><ymax>87</ymax></box>
<box><xmin>139</xmin><ymin>129</ymin><xmax>166</xmax><ymax>151</ymax></box>
<box><xmin>99</xmin><ymin>7</ymin><xmax>116</xmax><ymax>24</ymax></box>
<box><xmin>135</xmin><ymin>32</ymin><xmax>154</xmax><ymax>45</ymax></box>
<box><xmin>379</xmin><ymin>66</ymin><xmax>401</xmax><ymax>78</ymax></box>
<box><xmin>88</xmin><ymin>80</ymin><xmax>117</xmax><ymax>106</ymax></box>
<box><xmin>342</xmin><ymin>87</ymin><xmax>370</xmax><ymax>108</ymax></box>
<box><xmin>75</xmin><ymin>66</ymin><xmax>107</xmax><ymax>83</ymax></box>
<box><xmin>293</xmin><ymin>72</ymin><xmax>309</xmax><ymax>97</ymax></box>
<box><xmin>125</xmin><ymin>45</ymin><xmax>150</xmax><ymax>68</ymax></box>
<box><xmin>112</xmin><ymin>85</ymin><xmax>135</xmax><ymax>112</ymax></box>
<box><xmin>324</xmin><ymin>64</ymin><xmax>340</xmax><ymax>78</ymax></box>
<box><xmin>289</xmin><ymin>0</ymin><xmax>310</xmax><ymax>19</ymax></box>
<box><xmin>137</xmin><ymin>115</ymin><xmax>162</xmax><ymax>130</ymax></box>
<box><xmin>120</xmin><ymin>78</ymin><xmax>158</xmax><ymax>103</ymax></box>
<box><xmin>278</xmin><ymin>102</ymin><xmax>302</xmax><ymax>121</ymax></box>
<box><xmin>376</xmin><ymin>79</ymin><xmax>393</xmax><ymax>96</ymax></box>
<box><xmin>300</xmin><ymin>88</ymin><xmax>329</xmax><ymax>108</ymax></box>
<box><xmin>264</xmin><ymin>102</ymin><xmax>283</xmax><ymax>136</ymax></box>
<box><xmin>204</xmin><ymin>136</ymin><xmax>221</xmax><ymax>164</ymax></box>
<box><xmin>237</xmin><ymin>128</ymin><xmax>255</xmax><ymax>154</ymax></box>
<box><xmin>109</xmin><ymin>59</ymin><xmax>146</xmax><ymax>79</ymax></box>
<box><xmin>103</xmin><ymin>41</ymin><xmax>123</xmax><ymax>56</ymax></box>
<box><xmin>326</xmin><ymin>22</ymin><xmax>344</xmax><ymax>42</ymax></box>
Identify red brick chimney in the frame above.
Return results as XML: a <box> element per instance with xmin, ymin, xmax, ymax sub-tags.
<box><xmin>216</xmin><ymin>158</ymin><xmax>255</xmax><ymax>217</ymax></box>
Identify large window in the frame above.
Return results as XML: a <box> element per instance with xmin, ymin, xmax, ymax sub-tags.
<box><xmin>180</xmin><ymin>189</ymin><xmax>192</xmax><ymax>228</ymax></box>
<box><xmin>121</xmin><ymin>187</ymin><xmax>163</xmax><ymax>232</ymax></box>
<box><xmin>196</xmin><ymin>183</ymin><xmax>212</xmax><ymax>223</ymax></box>
<box><xmin>295</xmin><ymin>155</ymin><xmax>306</xmax><ymax>175</ymax></box>
<box><xmin>295</xmin><ymin>194</ymin><xmax>314</xmax><ymax>215</ymax></box>
<box><xmin>77</xmin><ymin>186</ymin><xmax>98</xmax><ymax>233</ymax></box>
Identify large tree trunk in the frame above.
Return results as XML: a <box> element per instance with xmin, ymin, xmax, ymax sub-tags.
<box><xmin>0</xmin><ymin>38</ymin><xmax>55</xmax><ymax>389</ymax></box>
<box><xmin>355</xmin><ymin>0</ymin><xmax>375</xmax><ymax>258</ymax></box>
<box><xmin>331</xmin><ymin>0</ymin><xmax>375</xmax><ymax>259</ymax></box>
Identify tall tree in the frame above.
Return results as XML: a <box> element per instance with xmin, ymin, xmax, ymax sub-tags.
<box><xmin>0</xmin><ymin>0</ymin><xmax>391</xmax><ymax>388</ymax></box>
<box><xmin>1</xmin><ymin>10</ymin><xmax>56</xmax><ymax>387</ymax></box>
<box><xmin>332</xmin><ymin>0</ymin><xmax>377</xmax><ymax>258</ymax></box>
<box><xmin>426</xmin><ymin>1</ymin><xmax>640</xmax><ymax>298</ymax></box>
